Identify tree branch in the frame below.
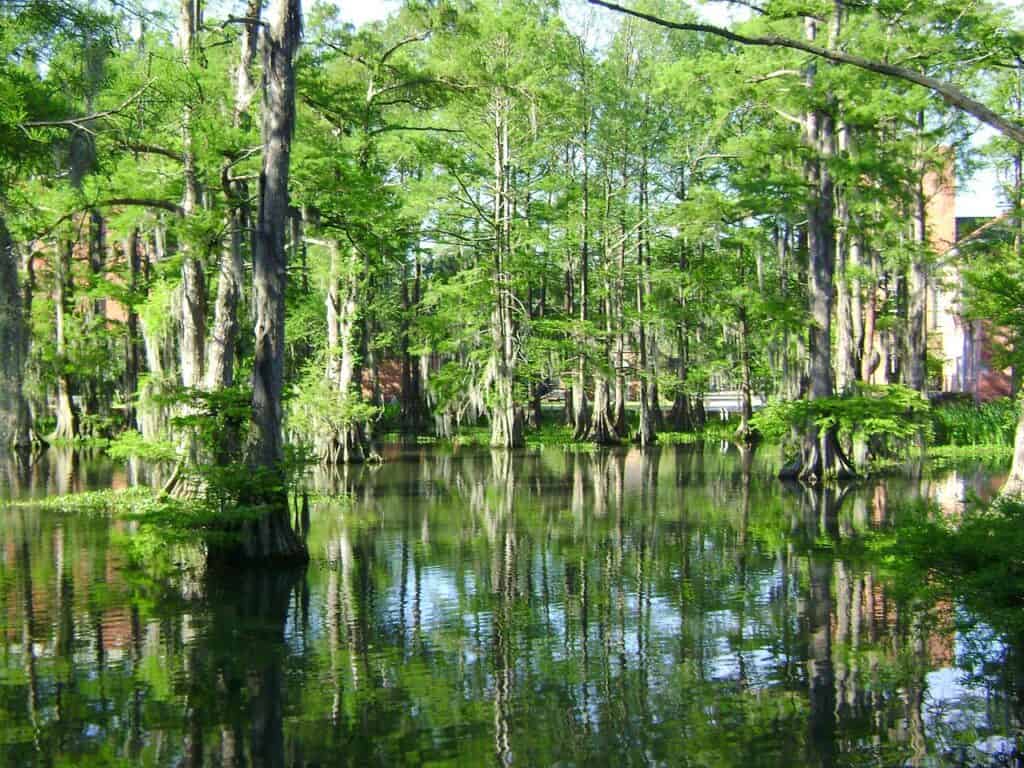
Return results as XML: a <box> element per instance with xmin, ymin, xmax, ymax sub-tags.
<box><xmin>121</xmin><ymin>142</ymin><xmax>185</xmax><ymax>162</ymax></box>
<box><xmin>379</xmin><ymin>30</ymin><xmax>431</xmax><ymax>66</ymax></box>
<box><xmin>587</xmin><ymin>0</ymin><xmax>1024</xmax><ymax>145</ymax></box>
<box><xmin>20</xmin><ymin>81</ymin><xmax>153</xmax><ymax>134</ymax></box>
<box><xmin>39</xmin><ymin>197</ymin><xmax>183</xmax><ymax>240</ymax></box>
<box><xmin>368</xmin><ymin>124</ymin><xmax>463</xmax><ymax>137</ymax></box>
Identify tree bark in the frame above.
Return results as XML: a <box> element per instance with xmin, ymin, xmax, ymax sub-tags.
<box><xmin>50</xmin><ymin>240</ymin><xmax>77</xmax><ymax>443</ymax></box>
<box><xmin>124</xmin><ymin>230</ymin><xmax>142</xmax><ymax>429</ymax></box>
<box><xmin>907</xmin><ymin>128</ymin><xmax>928</xmax><ymax>393</ymax></box>
<box><xmin>207</xmin><ymin>192</ymin><xmax>243</xmax><ymax>390</ymax></box>
<box><xmin>322</xmin><ymin>241</ymin><xmax>369</xmax><ymax>464</ymax></box>
<box><xmin>0</xmin><ymin>215</ymin><xmax>31</xmax><ymax>449</ymax></box>
<box><xmin>588</xmin><ymin>183</ymin><xmax>621</xmax><ymax>444</ymax></box>
<box><xmin>835</xmin><ymin>124</ymin><xmax>857</xmax><ymax>393</ymax></box>
<box><xmin>779</xmin><ymin>16</ymin><xmax>854</xmax><ymax>483</ymax></box>
<box><xmin>1001</xmin><ymin>400</ymin><xmax>1024</xmax><ymax>498</ymax></box>
<box><xmin>735</xmin><ymin>306</ymin><xmax>755</xmax><ymax>445</ymax></box>
<box><xmin>400</xmin><ymin>254</ymin><xmax>425</xmax><ymax>433</ymax></box>
<box><xmin>219</xmin><ymin>0</ymin><xmax>307</xmax><ymax>564</ymax></box>
<box><xmin>861</xmin><ymin>248</ymin><xmax>881</xmax><ymax>382</ymax></box>
<box><xmin>489</xmin><ymin>90</ymin><xmax>523</xmax><ymax>449</ymax></box>
<box><xmin>635</xmin><ymin>148</ymin><xmax>657</xmax><ymax>446</ymax></box>
<box><xmin>572</xmin><ymin>91</ymin><xmax>592</xmax><ymax>441</ymax></box>
<box><xmin>612</xmin><ymin>219</ymin><xmax>627</xmax><ymax>436</ymax></box>
<box><xmin>207</xmin><ymin>9</ymin><xmax>260</xmax><ymax>392</ymax></box>
<box><xmin>178</xmin><ymin>0</ymin><xmax>206</xmax><ymax>393</ymax></box>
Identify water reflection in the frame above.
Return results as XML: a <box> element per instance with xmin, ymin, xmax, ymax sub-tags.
<box><xmin>0</xmin><ymin>445</ymin><xmax>1019</xmax><ymax>766</ymax></box>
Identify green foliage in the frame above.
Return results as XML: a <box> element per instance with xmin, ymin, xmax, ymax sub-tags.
<box><xmin>106</xmin><ymin>429</ymin><xmax>177</xmax><ymax>463</ymax></box>
<box><xmin>753</xmin><ymin>384</ymin><xmax>929</xmax><ymax>441</ymax></box>
<box><xmin>12</xmin><ymin>486</ymin><xmax>155</xmax><ymax>515</ymax></box>
<box><xmin>288</xmin><ymin>363</ymin><xmax>382</xmax><ymax>444</ymax></box>
<box><xmin>931</xmin><ymin>397</ymin><xmax>1018</xmax><ymax>447</ymax></box>
<box><xmin>872</xmin><ymin>497</ymin><xmax>1024</xmax><ymax>635</ymax></box>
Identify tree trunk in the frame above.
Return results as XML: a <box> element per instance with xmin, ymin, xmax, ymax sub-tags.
<box><xmin>1000</xmin><ymin>400</ymin><xmax>1024</xmax><ymax>497</ymax></box>
<box><xmin>489</xmin><ymin>91</ymin><xmax>523</xmax><ymax>449</ymax></box>
<box><xmin>0</xmin><ymin>215</ymin><xmax>31</xmax><ymax>449</ymax></box>
<box><xmin>861</xmin><ymin>248</ymin><xmax>881</xmax><ymax>382</ymax></box>
<box><xmin>735</xmin><ymin>307</ymin><xmax>756</xmax><ymax>446</ymax></box>
<box><xmin>635</xmin><ymin>149</ymin><xmax>657</xmax><ymax>447</ymax></box>
<box><xmin>324</xmin><ymin>242</ymin><xmax>369</xmax><ymax>464</ymax></box>
<box><xmin>178</xmin><ymin>0</ymin><xmax>206</xmax><ymax>393</ymax></box>
<box><xmin>612</xmin><ymin>221</ymin><xmax>627</xmax><ymax>436</ymax></box>
<box><xmin>669</xmin><ymin>326</ymin><xmax>692</xmax><ymax>431</ymax></box>
<box><xmin>669</xmin><ymin>233</ymin><xmax>691</xmax><ymax>432</ymax></box>
<box><xmin>124</xmin><ymin>230</ymin><xmax>142</xmax><ymax>430</ymax></box>
<box><xmin>834</xmin><ymin>129</ymin><xmax>857</xmax><ymax>393</ymax></box>
<box><xmin>217</xmin><ymin>0</ymin><xmax>307</xmax><ymax>564</ymax></box>
<box><xmin>572</xmin><ymin>107</ymin><xmax>592</xmax><ymax>441</ymax></box>
<box><xmin>206</xmin><ymin>204</ymin><xmax>243</xmax><ymax>390</ymax></box>
<box><xmin>907</xmin><ymin>141</ymin><xmax>928</xmax><ymax>393</ymax></box>
<box><xmin>50</xmin><ymin>240</ymin><xmax>77</xmax><ymax>443</ymax></box>
<box><xmin>206</xmin><ymin>9</ymin><xmax>260</xmax><ymax>392</ymax></box>
<box><xmin>400</xmin><ymin>254</ymin><xmax>425</xmax><ymax>433</ymax></box>
<box><xmin>780</xmin><ymin>15</ymin><xmax>854</xmax><ymax>483</ymax></box>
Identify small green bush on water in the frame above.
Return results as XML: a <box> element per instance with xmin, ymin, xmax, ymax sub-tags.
<box><xmin>524</xmin><ymin>423</ymin><xmax>576</xmax><ymax>447</ymax></box>
<box><xmin>931</xmin><ymin>397</ymin><xmax>1017</xmax><ymax>447</ymax></box>
<box><xmin>752</xmin><ymin>383</ymin><xmax>930</xmax><ymax>459</ymax></box>
<box><xmin>14</xmin><ymin>487</ymin><xmax>156</xmax><ymax>516</ymax></box>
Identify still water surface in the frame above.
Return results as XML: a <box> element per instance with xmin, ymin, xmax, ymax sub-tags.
<box><xmin>0</xmin><ymin>444</ymin><xmax>1019</xmax><ymax>767</ymax></box>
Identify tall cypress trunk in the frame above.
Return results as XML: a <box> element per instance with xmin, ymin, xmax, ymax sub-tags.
<box><xmin>570</xmin><ymin>226</ymin><xmax>588</xmax><ymax>439</ymax></box>
<box><xmin>124</xmin><ymin>230</ymin><xmax>142</xmax><ymax>430</ymax></box>
<box><xmin>572</xmin><ymin>93</ymin><xmax>592</xmax><ymax>441</ymax></box>
<box><xmin>400</xmin><ymin>255</ymin><xmax>425</xmax><ymax>433</ymax></box>
<box><xmin>206</xmin><ymin>202</ymin><xmax>243</xmax><ymax>390</ymax></box>
<box><xmin>780</xmin><ymin>14</ymin><xmax>854</xmax><ymax>483</ymax></box>
<box><xmin>635</xmin><ymin>148</ymin><xmax>657</xmax><ymax>446</ymax></box>
<box><xmin>669</xmin><ymin>326</ymin><xmax>691</xmax><ymax>431</ymax></box>
<box><xmin>50</xmin><ymin>239</ymin><xmax>77</xmax><ymax>443</ymax></box>
<box><xmin>489</xmin><ymin>91</ymin><xmax>523</xmax><ymax>449</ymax></box>
<box><xmin>907</xmin><ymin>121</ymin><xmax>928</xmax><ymax>394</ymax></box>
<box><xmin>178</xmin><ymin>0</ymin><xmax>206</xmax><ymax>393</ymax></box>
<box><xmin>0</xmin><ymin>214</ymin><xmax>31</xmax><ymax>449</ymax></box>
<box><xmin>207</xmin><ymin>8</ymin><xmax>259</xmax><ymax>391</ymax></box>
<box><xmin>736</xmin><ymin>306</ymin><xmax>755</xmax><ymax>445</ymax></box>
<box><xmin>612</xmin><ymin>217</ymin><xmax>627</xmax><ymax>436</ymax></box>
<box><xmin>835</xmin><ymin>124</ymin><xmax>857</xmax><ymax>392</ymax></box>
<box><xmin>588</xmin><ymin>181</ymin><xmax>620</xmax><ymax>444</ymax></box>
<box><xmin>669</xmin><ymin>180</ymin><xmax>691</xmax><ymax>432</ymax></box>
<box><xmin>322</xmin><ymin>241</ymin><xmax>369</xmax><ymax>464</ymax></box>
<box><xmin>850</xmin><ymin>232</ymin><xmax>865</xmax><ymax>378</ymax></box>
<box><xmin>216</xmin><ymin>0</ymin><xmax>307</xmax><ymax>564</ymax></box>
<box><xmin>861</xmin><ymin>248</ymin><xmax>881</xmax><ymax>382</ymax></box>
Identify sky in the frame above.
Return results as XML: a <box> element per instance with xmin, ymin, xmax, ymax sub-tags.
<box><xmin>334</xmin><ymin>0</ymin><xmax>1003</xmax><ymax>217</ymax></box>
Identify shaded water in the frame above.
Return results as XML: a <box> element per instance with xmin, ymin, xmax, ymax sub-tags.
<box><xmin>0</xmin><ymin>444</ymin><xmax>1020</xmax><ymax>767</ymax></box>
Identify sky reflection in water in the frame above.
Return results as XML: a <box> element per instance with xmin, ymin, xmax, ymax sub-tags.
<box><xmin>0</xmin><ymin>444</ymin><xmax>1018</xmax><ymax>767</ymax></box>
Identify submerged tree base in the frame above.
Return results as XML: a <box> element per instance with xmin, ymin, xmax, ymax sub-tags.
<box><xmin>779</xmin><ymin>426</ymin><xmax>856</xmax><ymax>484</ymax></box>
<box><xmin>207</xmin><ymin>494</ymin><xmax>309</xmax><ymax>566</ymax></box>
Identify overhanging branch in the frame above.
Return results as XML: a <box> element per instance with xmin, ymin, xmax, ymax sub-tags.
<box><xmin>587</xmin><ymin>0</ymin><xmax>1024</xmax><ymax>145</ymax></box>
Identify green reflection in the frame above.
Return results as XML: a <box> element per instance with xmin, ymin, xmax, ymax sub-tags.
<box><xmin>0</xmin><ymin>445</ymin><xmax>1018</xmax><ymax>767</ymax></box>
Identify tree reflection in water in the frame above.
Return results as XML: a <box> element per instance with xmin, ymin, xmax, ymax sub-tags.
<box><xmin>0</xmin><ymin>444</ymin><xmax>1019</xmax><ymax>766</ymax></box>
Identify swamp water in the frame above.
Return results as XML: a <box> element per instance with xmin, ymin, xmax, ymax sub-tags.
<box><xmin>0</xmin><ymin>444</ymin><xmax>1020</xmax><ymax>767</ymax></box>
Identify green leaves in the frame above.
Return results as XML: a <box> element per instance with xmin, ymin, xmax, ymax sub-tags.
<box><xmin>752</xmin><ymin>383</ymin><xmax>931</xmax><ymax>446</ymax></box>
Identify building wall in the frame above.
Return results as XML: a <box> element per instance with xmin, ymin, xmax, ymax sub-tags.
<box><xmin>925</xmin><ymin>155</ymin><xmax>1010</xmax><ymax>400</ymax></box>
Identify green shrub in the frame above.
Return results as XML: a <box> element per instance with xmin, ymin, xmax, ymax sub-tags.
<box><xmin>107</xmin><ymin>430</ymin><xmax>178</xmax><ymax>463</ymax></box>
<box><xmin>930</xmin><ymin>397</ymin><xmax>1017</xmax><ymax>447</ymax></box>
<box><xmin>751</xmin><ymin>383</ymin><xmax>930</xmax><ymax>456</ymax></box>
